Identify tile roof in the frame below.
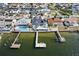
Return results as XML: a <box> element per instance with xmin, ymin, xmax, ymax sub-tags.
<box><xmin>66</xmin><ymin>17</ymin><xmax>78</xmax><ymax>22</ymax></box>
<box><xmin>48</xmin><ymin>18</ymin><xmax>64</xmax><ymax>23</ymax></box>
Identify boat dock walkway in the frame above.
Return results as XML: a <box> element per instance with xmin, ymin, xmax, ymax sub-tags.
<box><xmin>35</xmin><ymin>31</ymin><xmax>46</xmax><ymax>48</ymax></box>
<box><xmin>55</xmin><ymin>30</ymin><xmax>66</xmax><ymax>42</ymax></box>
<box><xmin>10</xmin><ymin>32</ymin><xmax>21</xmax><ymax>48</ymax></box>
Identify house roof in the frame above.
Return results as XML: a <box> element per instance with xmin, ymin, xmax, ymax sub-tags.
<box><xmin>48</xmin><ymin>18</ymin><xmax>64</xmax><ymax>23</ymax></box>
<box><xmin>66</xmin><ymin>17</ymin><xmax>78</xmax><ymax>22</ymax></box>
<box><xmin>16</xmin><ymin>18</ymin><xmax>31</xmax><ymax>25</ymax></box>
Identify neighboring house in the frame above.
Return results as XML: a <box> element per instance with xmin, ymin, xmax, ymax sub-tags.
<box><xmin>0</xmin><ymin>19</ymin><xmax>5</xmax><ymax>28</ymax></box>
<box><xmin>4</xmin><ymin>19</ymin><xmax>12</xmax><ymax>26</ymax></box>
<box><xmin>0</xmin><ymin>17</ymin><xmax>12</xmax><ymax>27</ymax></box>
<box><xmin>8</xmin><ymin>3</ymin><xmax>19</xmax><ymax>8</ymax></box>
<box><xmin>14</xmin><ymin>18</ymin><xmax>32</xmax><ymax>32</ymax></box>
<box><xmin>15</xmin><ymin>18</ymin><xmax>31</xmax><ymax>25</ymax></box>
<box><xmin>66</xmin><ymin>17</ymin><xmax>79</xmax><ymax>26</ymax></box>
<box><xmin>37</xmin><ymin>9</ymin><xmax>50</xmax><ymax>13</ymax></box>
<box><xmin>9</xmin><ymin>9</ymin><xmax>21</xmax><ymax>13</ymax></box>
<box><xmin>72</xmin><ymin>3</ymin><xmax>79</xmax><ymax>15</ymax></box>
<box><xmin>0</xmin><ymin>18</ymin><xmax>12</xmax><ymax>31</ymax></box>
<box><xmin>0</xmin><ymin>3</ymin><xmax>7</xmax><ymax>8</ymax></box>
<box><xmin>48</xmin><ymin>18</ymin><xmax>64</xmax><ymax>26</ymax></box>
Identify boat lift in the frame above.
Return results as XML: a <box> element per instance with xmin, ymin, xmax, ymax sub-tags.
<box><xmin>55</xmin><ymin>27</ymin><xmax>66</xmax><ymax>42</ymax></box>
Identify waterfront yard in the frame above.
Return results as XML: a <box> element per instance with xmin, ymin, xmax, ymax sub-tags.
<box><xmin>0</xmin><ymin>32</ymin><xmax>79</xmax><ymax>56</ymax></box>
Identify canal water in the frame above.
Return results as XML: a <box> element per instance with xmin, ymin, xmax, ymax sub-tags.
<box><xmin>0</xmin><ymin>32</ymin><xmax>79</xmax><ymax>56</ymax></box>
<box><xmin>60</xmin><ymin>32</ymin><xmax>79</xmax><ymax>56</ymax></box>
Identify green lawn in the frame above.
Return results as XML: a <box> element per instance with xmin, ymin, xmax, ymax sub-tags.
<box><xmin>0</xmin><ymin>32</ymin><xmax>79</xmax><ymax>56</ymax></box>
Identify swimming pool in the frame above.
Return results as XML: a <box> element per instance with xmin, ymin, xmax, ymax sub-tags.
<box><xmin>15</xmin><ymin>25</ymin><xmax>29</xmax><ymax>32</ymax></box>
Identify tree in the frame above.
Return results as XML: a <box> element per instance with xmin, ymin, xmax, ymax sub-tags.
<box><xmin>48</xmin><ymin>3</ymin><xmax>72</xmax><ymax>17</ymax></box>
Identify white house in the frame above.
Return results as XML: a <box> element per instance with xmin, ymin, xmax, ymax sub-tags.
<box><xmin>15</xmin><ymin>18</ymin><xmax>31</xmax><ymax>25</ymax></box>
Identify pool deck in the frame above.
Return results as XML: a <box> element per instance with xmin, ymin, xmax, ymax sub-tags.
<box><xmin>0</xmin><ymin>26</ymin><xmax>79</xmax><ymax>33</ymax></box>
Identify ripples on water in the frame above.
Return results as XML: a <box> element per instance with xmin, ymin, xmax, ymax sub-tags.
<box><xmin>67</xmin><ymin>32</ymin><xmax>79</xmax><ymax>56</ymax></box>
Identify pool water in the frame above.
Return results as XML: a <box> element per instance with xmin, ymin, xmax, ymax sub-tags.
<box><xmin>15</xmin><ymin>25</ymin><xmax>29</xmax><ymax>32</ymax></box>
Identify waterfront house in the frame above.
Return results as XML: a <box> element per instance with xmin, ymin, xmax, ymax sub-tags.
<box><xmin>67</xmin><ymin>17</ymin><xmax>79</xmax><ymax>26</ymax></box>
<box><xmin>0</xmin><ymin>17</ymin><xmax>13</xmax><ymax>31</ymax></box>
<box><xmin>0</xmin><ymin>18</ymin><xmax>5</xmax><ymax>28</ymax></box>
<box><xmin>14</xmin><ymin>18</ymin><xmax>32</xmax><ymax>32</ymax></box>
<box><xmin>15</xmin><ymin>18</ymin><xmax>31</xmax><ymax>25</ymax></box>
<box><xmin>48</xmin><ymin>18</ymin><xmax>64</xmax><ymax>27</ymax></box>
<box><xmin>32</xmin><ymin>15</ymin><xmax>48</xmax><ymax>31</ymax></box>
